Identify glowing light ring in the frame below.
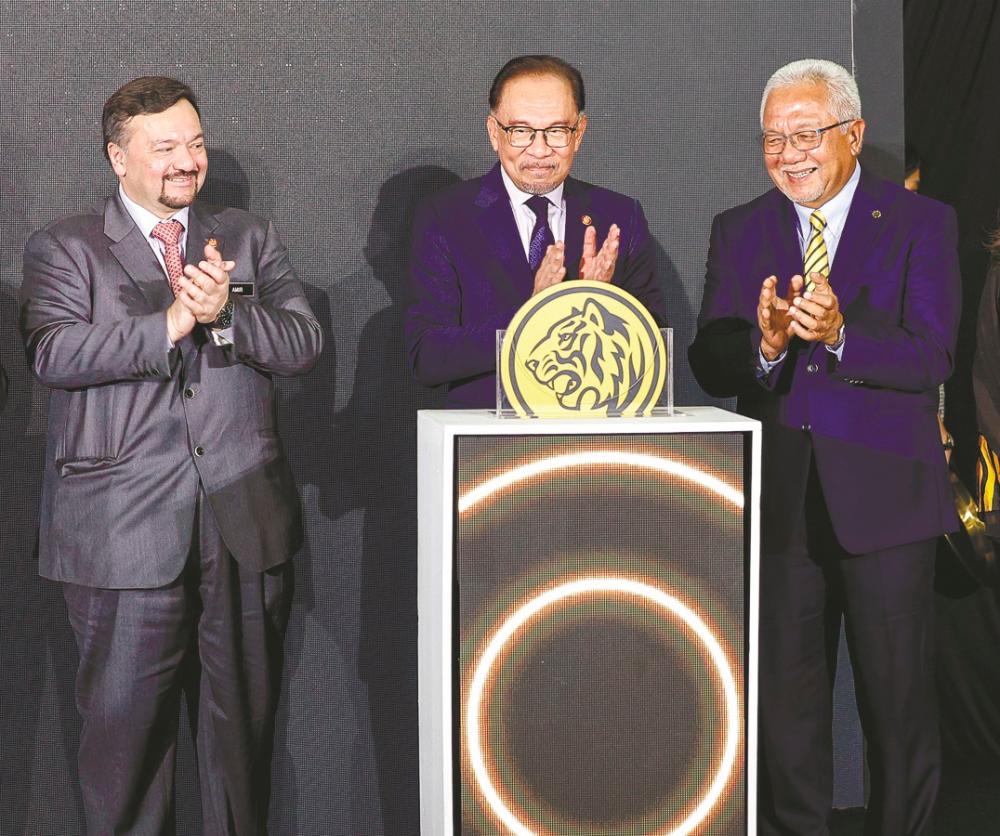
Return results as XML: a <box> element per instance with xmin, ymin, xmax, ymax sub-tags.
<box><xmin>458</xmin><ymin>450</ymin><xmax>743</xmax><ymax>515</ymax></box>
<box><xmin>466</xmin><ymin>576</ymin><xmax>741</xmax><ymax>836</ymax></box>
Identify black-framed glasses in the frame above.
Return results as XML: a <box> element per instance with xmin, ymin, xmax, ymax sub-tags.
<box><xmin>491</xmin><ymin>115</ymin><xmax>581</xmax><ymax>148</ymax></box>
<box><xmin>761</xmin><ymin>120</ymin><xmax>853</xmax><ymax>154</ymax></box>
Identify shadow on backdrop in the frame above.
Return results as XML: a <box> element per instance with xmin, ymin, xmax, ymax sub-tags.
<box><xmin>650</xmin><ymin>238</ymin><xmax>693</xmax><ymax>406</ymax></box>
<box><xmin>203</xmin><ymin>149</ymin><xmax>252</xmax><ymax>212</ymax></box>
<box><xmin>346</xmin><ymin>165</ymin><xmax>456</xmax><ymax>833</ymax></box>
<box><xmin>288</xmin><ymin>165</ymin><xmax>458</xmax><ymax>834</ymax></box>
<box><xmin>0</xmin><ymin>285</ymin><xmax>84</xmax><ymax>834</ymax></box>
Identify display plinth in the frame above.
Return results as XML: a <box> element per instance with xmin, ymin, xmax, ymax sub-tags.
<box><xmin>417</xmin><ymin>406</ymin><xmax>761</xmax><ymax>835</ymax></box>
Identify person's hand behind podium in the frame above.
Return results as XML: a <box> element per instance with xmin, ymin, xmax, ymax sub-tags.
<box><xmin>758</xmin><ymin>273</ymin><xmax>802</xmax><ymax>361</ymax></box>
<box><xmin>531</xmin><ymin>240</ymin><xmax>566</xmax><ymax>295</ymax></box>
<box><xmin>789</xmin><ymin>270</ymin><xmax>843</xmax><ymax>345</ymax></box>
<box><xmin>579</xmin><ymin>222</ymin><xmax>620</xmax><ymax>282</ymax></box>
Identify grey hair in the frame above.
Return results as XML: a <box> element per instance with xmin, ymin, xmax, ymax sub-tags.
<box><xmin>759</xmin><ymin>59</ymin><xmax>862</xmax><ymax>129</ymax></box>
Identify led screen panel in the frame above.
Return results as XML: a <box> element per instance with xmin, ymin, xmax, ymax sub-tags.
<box><xmin>454</xmin><ymin>432</ymin><xmax>749</xmax><ymax>835</ymax></box>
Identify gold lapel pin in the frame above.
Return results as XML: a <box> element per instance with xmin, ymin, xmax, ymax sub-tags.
<box><xmin>871</xmin><ymin>210</ymin><xmax>882</xmax><ymax>219</ymax></box>
<box><xmin>581</xmin><ymin>214</ymin><xmax>592</xmax><ymax>226</ymax></box>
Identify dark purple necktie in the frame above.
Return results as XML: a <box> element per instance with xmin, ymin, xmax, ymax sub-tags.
<box><xmin>526</xmin><ymin>194</ymin><xmax>555</xmax><ymax>271</ymax></box>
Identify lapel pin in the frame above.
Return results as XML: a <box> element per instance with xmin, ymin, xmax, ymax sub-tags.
<box><xmin>871</xmin><ymin>210</ymin><xmax>882</xmax><ymax>219</ymax></box>
<box><xmin>581</xmin><ymin>214</ymin><xmax>592</xmax><ymax>226</ymax></box>
<box><xmin>206</xmin><ymin>237</ymin><xmax>219</xmax><ymax>248</ymax></box>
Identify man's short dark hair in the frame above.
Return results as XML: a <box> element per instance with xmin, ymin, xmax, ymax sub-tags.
<box><xmin>102</xmin><ymin>76</ymin><xmax>200</xmax><ymax>161</ymax></box>
<box><xmin>489</xmin><ymin>55</ymin><xmax>585</xmax><ymax>113</ymax></box>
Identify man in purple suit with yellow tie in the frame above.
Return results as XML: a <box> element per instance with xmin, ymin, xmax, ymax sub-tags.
<box><xmin>405</xmin><ymin>55</ymin><xmax>666</xmax><ymax>407</ymax></box>
<box><xmin>690</xmin><ymin>59</ymin><xmax>960</xmax><ymax>835</ymax></box>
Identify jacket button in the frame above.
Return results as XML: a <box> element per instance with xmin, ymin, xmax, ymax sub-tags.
<box><xmin>194</xmin><ymin>445</ymin><xmax>205</xmax><ymax>457</ymax></box>
<box><xmin>184</xmin><ymin>387</ymin><xmax>196</xmax><ymax>399</ymax></box>
<box><xmin>801</xmin><ymin>423</ymin><xmax>811</xmax><ymax>431</ymax></box>
<box><xmin>807</xmin><ymin>363</ymin><xmax>818</xmax><ymax>373</ymax></box>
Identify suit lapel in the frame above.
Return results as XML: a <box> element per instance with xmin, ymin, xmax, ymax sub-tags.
<box><xmin>474</xmin><ymin>163</ymin><xmax>533</xmax><ymax>296</ymax></box>
<box><xmin>181</xmin><ymin>202</ymin><xmax>223</xmax><ymax>358</ymax></box>
<box><xmin>764</xmin><ymin>191</ymin><xmax>804</xmax><ymax>294</ymax></box>
<box><xmin>562</xmin><ymin>177</ymin><xmax>590</xmax><ymax>280</ymax></box>
<box><xmin>829</xmin><ymin>168</ymin><xmax>887</xmax><ymax>298</ymax></box>
<box><xmin>105</xmin><ymin>193</ymin><xmax>175</xmax><ymax>312</ymax></box>
<box><xmin>184</xmin><ymin>201</ymin><xmax>221</xmax><ymax>272</ymax></box>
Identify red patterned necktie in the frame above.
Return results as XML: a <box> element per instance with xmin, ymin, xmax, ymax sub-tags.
<box><xmin>150</xmin><ymin>219</ymin><xmax>185</xmax><ymax>296</ymax></box>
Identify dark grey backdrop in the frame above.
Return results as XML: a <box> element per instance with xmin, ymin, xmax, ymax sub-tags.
<box><xmin>0</xmin><ymin>2</ymin><xmax>896</xmax><ymax>833</ymax></box>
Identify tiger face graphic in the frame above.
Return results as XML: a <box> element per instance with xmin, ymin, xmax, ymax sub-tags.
<box><xmin>524</xmin><ymin>297</ymin><xmax>646</xmax><ymax>413</ymax></box>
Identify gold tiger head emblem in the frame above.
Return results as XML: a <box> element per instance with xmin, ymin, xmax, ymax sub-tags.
<box><xmin>524</xmin><ymin>297</ymin><xmax>646</xmax><ymax>412</ymax></box>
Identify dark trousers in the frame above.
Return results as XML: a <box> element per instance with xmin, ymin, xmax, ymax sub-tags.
<box><xmin>63</xmin><ymin>493</ymin><xmax>294</xmax><ymax>836</ymax></box>
<box><xmin>758</xmin><ymin>464</ymin><xmax>939</xmax><ymax>836</ymax></box>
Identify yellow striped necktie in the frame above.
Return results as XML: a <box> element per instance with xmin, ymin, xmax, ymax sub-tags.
<box><xmin>803</xmin><ymin>209</ymin><xmax>829</xmax><ymax>292</ymax></box>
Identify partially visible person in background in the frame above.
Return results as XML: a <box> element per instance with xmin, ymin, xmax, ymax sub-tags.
<box><xmin>905</xmin><ymin>143</ymin><xmax>954</xmax><ymax>463</ymax></box>
<box><xmin>905</xmin><ymin>143</ymin><xmax>922</xmax><ymax>193</ymax></box>
<box><xmin>973</xmin><ymin>227</ymin><xmax>1000</xmax><ymax>535</ymax></box>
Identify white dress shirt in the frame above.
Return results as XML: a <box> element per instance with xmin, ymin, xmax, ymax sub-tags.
<box><xmin>792</xmin><ymin>160</ymin><xmax>861</xmax><ymax>264</ymax></box>
<box><xmin>499</xmin><ymin>166</ymin><xmax>567</xmax><ymax>260</ymax></box>
<box><xmin>119</xmin><ymin>184</ymin><xmax>190</xmax><ymax>274</ymax></box>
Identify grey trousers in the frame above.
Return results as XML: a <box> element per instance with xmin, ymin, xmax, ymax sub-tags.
<box><xmin>63</xmin><ymin>492</ymin><xmax>294</xmax><ymax>835</ymax></box>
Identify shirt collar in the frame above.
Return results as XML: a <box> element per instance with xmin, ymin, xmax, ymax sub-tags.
<box><xmin>792</xmin><ymin>161</ymin><xmax>861</xmax><ymax>237</ymax></box>
<box><xmin>499</xmin><ymin>165</ymin><xmax>565</xmax><ymax>209</ymax></box>
<box><xmin>118</xmin><ymin>184</ymin><xmax>190</xmax><ymax>241</ymax></box>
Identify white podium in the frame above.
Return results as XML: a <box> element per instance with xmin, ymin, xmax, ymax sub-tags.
<box><xmin>417</xmin><ymin>406</ymin><xmax>760</xmax><ymax>835</ymax></box>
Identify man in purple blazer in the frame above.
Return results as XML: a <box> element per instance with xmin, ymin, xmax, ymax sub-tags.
<box><xmin>690</xmin><ymin>60</ymin><xmax>960</xmax><ymax>835</ymax></box>
<box><xmin>21</xmin><ymin>77</ymin><xmax>322</xmax><ymax>834</ymax></box>
<box><xmin>405</xmin><ymin>55</ymin><xmax>666</xmax><ymax>408</ymax></box>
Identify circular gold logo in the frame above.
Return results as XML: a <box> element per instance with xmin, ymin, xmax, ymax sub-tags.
<box><xmin>500</xmin><ymin>281</ymin><xmax>665</xmax><ymax>417</ymax></box>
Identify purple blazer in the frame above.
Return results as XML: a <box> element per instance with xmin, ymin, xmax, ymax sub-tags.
<box><xmin>689</xmin><ymin>169</ymin><xmax>961</xmax><ymax>554</ymax></box>
<box><xmin>405</xmin><ymin>163</ymin><xmax>666</xmax><ymax>408</ymax></box>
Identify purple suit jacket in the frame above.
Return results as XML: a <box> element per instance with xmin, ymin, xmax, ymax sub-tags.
<box><xmin>405</xmin><ymin>163</ymin><xmax>666</xmax><ymax>407</ymax></box>
<box><xmin>689</xmin><ymin>169</ymin><xmax>960</xmax><ymax>554</ymax></box>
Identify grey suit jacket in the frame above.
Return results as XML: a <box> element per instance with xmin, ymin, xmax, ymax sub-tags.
<box><xmin>20</xmin><ymin>194</ymin><xmax>323</xmax><ymax>588</ymax></box>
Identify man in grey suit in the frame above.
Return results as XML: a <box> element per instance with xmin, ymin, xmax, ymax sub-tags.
<box><xmin>20</xmin><ymin>76</ymin><xmax>322</xmax><ymax>834</ymax></box>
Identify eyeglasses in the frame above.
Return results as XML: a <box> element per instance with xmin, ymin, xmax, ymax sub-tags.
<box><xmin>760</xmin><ymin>120</ymin><xmax>853</xmax><ymax>154</ymax></box>
<box><xmin>491</xmin><ymin>116</ymin><xmax>581</xmax><ymax>148</ymax></box>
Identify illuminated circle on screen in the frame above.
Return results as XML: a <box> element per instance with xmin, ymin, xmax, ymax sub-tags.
<box><xmin>458</xmin><ymin>449</ymin><xmax>744</xmax><ymax>515</ymax></box>
<box><xmin>458</xmin><ymin>451</ymin><xmax>743</xmax><ymax>835</ymax></box>
<box><xmin>465</xmin><ymin>576</ymin><xmax>740</xmax><ymax>836</ymax></box>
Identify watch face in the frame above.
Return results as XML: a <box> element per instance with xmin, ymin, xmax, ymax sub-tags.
<box><xmin>213</xmin><ymin>300</ymin><xmax>234</xmax><ymax>329</ymax></box>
